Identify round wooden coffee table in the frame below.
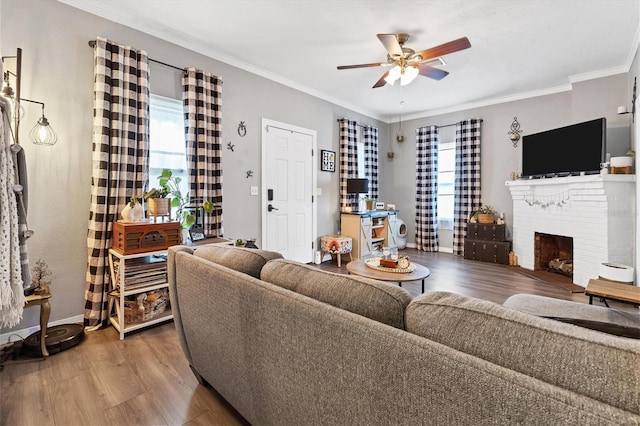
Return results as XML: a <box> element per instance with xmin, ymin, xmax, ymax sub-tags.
<box><xmin>346</xmin><ymin>258</ymin><xmax>431</xmax><ymax>293</ymax></box>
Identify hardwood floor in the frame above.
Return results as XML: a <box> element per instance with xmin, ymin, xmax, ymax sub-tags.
<box><xmin>1</xmin><ymin>249</ymin><xmax>635</xmax><ymax>425</ymax></box>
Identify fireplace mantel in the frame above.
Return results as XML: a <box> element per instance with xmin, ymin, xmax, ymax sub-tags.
<box><xmin>506</xmin><ymin>174</ymin><xmax>636</xmax><ymax>286</ymax></box>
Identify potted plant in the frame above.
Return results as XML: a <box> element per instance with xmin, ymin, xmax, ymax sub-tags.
<box><xmin>610</xmin><ymin>150</ymin><xmax>635</xmax><ymax>172</ymax></box>
<box><xmin>31</xmin><ymin>258</ymin><xmax>52</xmax><ymax>296</ymax></box>
<box><xmin>121</xmin><ymin>196</ymin><xmax>144</xmax><ymax>222</ymax></box>
<box><xmin>365</xmin><ymin>196</ymin><xmax>374</xmax><ymax>211</ymax></box>
<box><xmin>143</xmin><ymin>184</ymin><xmax>170</xmax><ymax>219</ymax></box>
<box><xmin>476</xmin><ymin>205</ymin><xmax>496</xmax><ymax>224</ymax></box>
<box><xmin>152</xmin><ymin>169</ymin><xmax>214</xmax><ymax>231</ymax></box>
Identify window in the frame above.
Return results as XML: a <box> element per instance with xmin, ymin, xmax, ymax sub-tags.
<box><xmin>437</xmin><ymin>128</ymin><xmax>455</xmax><ymax>230</ymax></box>
<box><xmin>148</xmin><ymin>94</ymin><xmax>187</xmax><ymax>189</ymax></box>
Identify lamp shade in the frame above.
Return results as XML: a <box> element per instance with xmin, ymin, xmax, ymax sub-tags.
<box><xmin>346</xmin><ymin>178</ymin><xmax>368</xmax><ymax>194</ymax></box>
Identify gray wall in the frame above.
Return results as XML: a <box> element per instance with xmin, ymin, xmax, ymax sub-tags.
<box><xmin>0</xmin><ymin>0</ymin><xmax>386</xmax><ymax>332</ymax></box>
<box><xmin>385</xmin><ymin>74</ymin><xmax>631</xmax><ymax>250</ymax></box>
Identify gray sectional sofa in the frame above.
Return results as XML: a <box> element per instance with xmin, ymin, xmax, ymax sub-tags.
<box><xmin>168</xmin><ymin>244</ymin><xmax>640</xmax><ymax>425</ymax></box>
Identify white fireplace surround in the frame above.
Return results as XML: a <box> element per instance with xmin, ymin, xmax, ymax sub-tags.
<box><xmin>506</xmin><ymin>175</ymin><xmax>636</xmax><ymax>287</ymax></box>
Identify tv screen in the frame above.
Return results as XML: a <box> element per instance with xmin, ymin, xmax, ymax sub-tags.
<box><xmin>522</xmin><ymin>117</ymin><xmax>606</xmax><ymax>178</ymax></box>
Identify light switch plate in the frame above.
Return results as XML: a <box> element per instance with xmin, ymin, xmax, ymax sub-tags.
<box><xmin>250</xmin><ymin>186</ymin><xmax>259</xmax><ymax>196</ymax></box>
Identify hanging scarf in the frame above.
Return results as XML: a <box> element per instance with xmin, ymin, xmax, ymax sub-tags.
<box><xmin>0</xmin><ymin>96</ymin><xmax>27</xmax><ymax>327</ymax></box>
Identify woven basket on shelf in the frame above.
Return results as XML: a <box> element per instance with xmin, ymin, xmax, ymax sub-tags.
<box><xmin>477</xmin><ymin>213</ymin><xmax>495</xmax><ymax>224</ymax></box>
<box><xmin>148</xmin><ymin>198</ymin><xmax>170</xmax><ymax>216</ymax></box>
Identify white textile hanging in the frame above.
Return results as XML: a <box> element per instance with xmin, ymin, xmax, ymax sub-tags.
<box><xmin>0</xmin><ymin>96</ymin><xmax>26</xmax><ymax>327</ymax></box>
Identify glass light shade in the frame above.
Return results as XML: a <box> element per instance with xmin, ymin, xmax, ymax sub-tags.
<box><xmin>384</xmin><ymin>65</ymin><xmax>402</xmax><ymax>85</ymax></box>
<box><xmin>30</xmin><ymin>115</ymin><xmax>57</xmax><ymax>145</ymax></box>
<box><xmin>400</xmin><ymin>66</ymin><xmax>419</xmax><ymax>86</ymax></box>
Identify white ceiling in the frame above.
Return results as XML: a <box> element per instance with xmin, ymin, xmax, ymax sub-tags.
<box><xmin>59</xmin><ymin>0</ymin><xmax>640</xmax><ymax>122</ymax></box>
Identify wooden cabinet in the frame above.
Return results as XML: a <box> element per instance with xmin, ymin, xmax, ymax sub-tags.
<box><xmin>107</xmin><ymin>248</ymin><xmax>173</xmax><ymax>340</ymax></box>
<box><xmin>341</xmin><ymin>211</ymin><xmax>398</xmax><ymax>259</ymax></box>
<box><xmin>464</xmin><ymin>223</ymin><xmax>511</xmax><ymax>265</ymax></box>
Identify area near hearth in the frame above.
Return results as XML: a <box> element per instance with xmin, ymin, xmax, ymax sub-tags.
<box><xmin>506</xmin><ymin>175</ymin><xmax>635</xmax><ymax>286</ymax></box>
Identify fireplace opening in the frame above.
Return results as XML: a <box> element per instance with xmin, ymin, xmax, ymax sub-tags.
<box><xmin>534</xmin><ymin>233</ymin><xmax>574</xmax><ymax>277</ymax></box>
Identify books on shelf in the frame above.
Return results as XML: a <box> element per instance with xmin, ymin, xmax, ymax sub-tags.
<box><xmin>112</xmin><ymin>255</ymin><xmax>167</xmax><ymax>290</ymax></box>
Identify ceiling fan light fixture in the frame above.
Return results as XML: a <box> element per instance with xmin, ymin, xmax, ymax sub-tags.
<box><xmin>384</xmin><ymin>65</ymin><xmax>402</xmax><ymax>85</ymax></box>
<box><xmin>400</xmin><ymin>66</ymin><xmax>419</xmax><ymax>86</ymax></box>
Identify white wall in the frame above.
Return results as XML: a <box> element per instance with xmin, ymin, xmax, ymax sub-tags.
<box><xmin>0</xmin><ymin>0</ymin><xmax>386</xmax><ymax>334</ymax></box>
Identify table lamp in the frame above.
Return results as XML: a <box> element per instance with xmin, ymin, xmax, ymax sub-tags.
<box><xmin>346</xmin><ymin>178</ymin><xmax>369</xmax><ymax>212</ymax></box>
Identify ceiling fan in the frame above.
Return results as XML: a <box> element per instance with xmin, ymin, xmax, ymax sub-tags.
<box><xmin>337</xmin><ymin>33</ymin><xmax>471</xmax><ymax>88</ymax></box>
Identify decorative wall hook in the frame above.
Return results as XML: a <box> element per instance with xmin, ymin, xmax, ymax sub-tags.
<box><xmin>238</xmin><ymin>121</ymin><xmax>247</xmax><ymax>137</ymax></box>
<box><xmin>227</xmin><ymin>141</ymin><xmax>235</xmax><ymax>151</ymax></box>
<box><xmin>246</xmin><ymin>170</ymin><xmax>253</xmax><ymax>178</ymax></box>
<box><xmin>508</xmin><ymin>117</ymin><xmax>522</xmax><ymax>148</ymax></box>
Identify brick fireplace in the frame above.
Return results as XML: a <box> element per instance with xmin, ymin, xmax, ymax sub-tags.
<box><xmin>506</xmin><ymin>175</ymin><xmax>635</xmax><ymax>286</ymax></box>
<box><xmin>535</xmin><ymin>233</ymin><xmax>573</xmax><ymax>274</ymax></box>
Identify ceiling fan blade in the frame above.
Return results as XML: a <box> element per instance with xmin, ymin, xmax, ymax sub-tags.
<box><xmin>418</xmin><ymin>64</ymin><xmax>449</xmax><ymax>80</ymax></box>
<box><xmin>414</xmin><ymin>37</ymin><xmax>471</xmax><ymax>63</ymax></box>
<box><xmin>337</xmin><ymin>62</ymin><xmax>386</xmax><ymax>70</ymax></box>
<box><xmin>373</xmin><ymin>71</ymin><xmax>389</xmax><ymax>88</ymax></box>
<box><xmin>377</xmin><ymin>33</ymin><xmax>403</xmax><ymax>57</ymax></box>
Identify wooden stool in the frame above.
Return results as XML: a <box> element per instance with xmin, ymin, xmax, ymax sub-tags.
<box><xmin>320</xmin><ymin>235</ymin><xmax>353</xmax><ymax>267</ymax></box>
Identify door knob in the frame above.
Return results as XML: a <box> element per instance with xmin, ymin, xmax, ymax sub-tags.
<box><xmin>267</xmin><ymin>204</ymin><xmax>279</xmax><ymax>212</ymax></box>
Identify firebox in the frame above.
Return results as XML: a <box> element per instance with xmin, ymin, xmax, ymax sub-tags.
<box><xmin>534</xmin><ymin>232</ymin><xmax>574</xmax><ymax>277</ymax></box>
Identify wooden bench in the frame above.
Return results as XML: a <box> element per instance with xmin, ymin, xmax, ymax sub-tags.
<box><xmin>585</xmin><ymin>278</ymin><xmax>640</xmax><ymax>307</ymax></box>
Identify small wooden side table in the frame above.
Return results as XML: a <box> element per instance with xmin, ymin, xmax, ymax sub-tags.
<box><xmin>24</xmin><ymin>293</ymin><xmax>52</xmax><ymax>358</ymax></box>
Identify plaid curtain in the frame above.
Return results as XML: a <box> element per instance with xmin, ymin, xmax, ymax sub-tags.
<box><xmin>453</xmin><ymin>119</ymin><xmax>482</xmax><ymax>255</ymax></box>
<box><xmin>414</xmin><ymin>126</ymin><xmax>439</xmax><ymax>252</ymax></box>
<box><xmin>182</xmin><ymin>68</ymin><xmax>223</xmax><ymax>237</ymax></box>
<box><xmin>338</xmin><ymin>118</ymin><xmax>359</xmax><ymax>211</ymax></box>
<box><xmin>85</xmin><ymin>37</ymin><xmax>150</xmax><ymax>328</ymax></box>
<box><xmin>363</xmin><ymin>126</ymin><xmax>379</xmax><ymax>200</ymax></box>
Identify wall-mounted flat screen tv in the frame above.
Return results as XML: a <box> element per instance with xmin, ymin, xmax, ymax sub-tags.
<box><xmin>522</xmin><ymin>117</ymin><xmax>606</xmax><ymax>178</ymax></box>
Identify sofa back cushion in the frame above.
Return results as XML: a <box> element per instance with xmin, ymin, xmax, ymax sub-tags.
<box><xmin>260</xmin><ymin>259</ymin><xmax>412</xmax><ymax>329</ymax></box>
<box><xmin>194</xmin><ymin>245</ymin><xmax>283</xmax><ymax>278</ymax></box>
<box><xmin>405</xmin><ymin>291</ymin><xmax>640</xmax><ymax>415</ymax></box>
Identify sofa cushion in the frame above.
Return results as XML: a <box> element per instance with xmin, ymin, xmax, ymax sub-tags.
<box><xmin>405</xmin><ymin>291</ymin><xmax>640</xmax><ymax>415</ymax></box>
<box><xmin>194</xmin><ymin>244</ymin><xmax>283</xmax><ymax>278</ymax></box>
<box><xmin>260</xmin><ymin>259</ymin><xmax>412</xmax><ymax>329</ymax></box>
<box><xmin>504</xmin><ymin>293</ymin><xmax>640</xmax><ymax>338</ymax></box>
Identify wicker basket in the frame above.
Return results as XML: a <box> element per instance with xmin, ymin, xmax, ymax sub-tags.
<box><xmin>477</xmin><ymin>213</ymin><xmax>495</xmax><ymax>224</ymax></box>
<box><xmin>148</xmin><ymin>198</ymin><xmax>170</xmax><ymax>216</ymax></box>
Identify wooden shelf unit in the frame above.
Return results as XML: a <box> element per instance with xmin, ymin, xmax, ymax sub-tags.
<box><xmin>107</xmin><ymin>248</ymin><xmax>173</xmax><ymax>340</ymax></box>
<box><xmin>341</xmin><ymin>211</ymin><xmax>398</xmax><ymax>259</ymax></box>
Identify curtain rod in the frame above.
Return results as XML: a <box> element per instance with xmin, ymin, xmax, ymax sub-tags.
<box><xmin>88</xmin><ymin>40</ymin><xmax>184</xmax><ymax>72</ymax></box>
<box><xmin>336</xmin><ymin>118</ymin><xmax>375</xmax><ymax>129</ymax></box>
<box><xmin>437</xmin><ymin>119</ymin><xmax>484</xmax><ymax>128</ymax></box>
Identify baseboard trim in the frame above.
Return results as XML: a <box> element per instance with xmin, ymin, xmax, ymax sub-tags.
<box><xmin>1</xmin><ymin>314</ymin><xmax>84</xmax><ymax>345</ymax></box>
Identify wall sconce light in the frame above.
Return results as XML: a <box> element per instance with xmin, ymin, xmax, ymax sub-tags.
<box><xmin>1</xmin><ymin>48</ymin><xmax>57</xmax><ymax>146</ymax></box>
<box><xmin>508</xmin><ymin>116</ymin><xmax>522</xmax><ymax>148</ymax></box>
<box><xmin>26</xmin><ymin>100</ymin><xmax>57</xmax><ymax>145</ymax></box>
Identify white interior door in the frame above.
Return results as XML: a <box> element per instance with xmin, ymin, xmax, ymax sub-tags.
<box><xmin>262</xmin><ymin>119</ymin><xmax>316</xmax><ymax>263</ymax></box>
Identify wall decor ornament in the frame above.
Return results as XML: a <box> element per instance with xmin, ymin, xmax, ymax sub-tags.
<box><xmin>227</xmin><ymin>141</ymin><xmax>235</xmax><ymax>151</ymax></box>
<box><xmin>632</xmin><ymin>77</ymin><xmax>637</xmax><ymax>123</ymax></box>
<box><xmin>321</xmin><ymin>149</ymin><xmax>336</xmax><ymax>172</ymax></box>
<box><xmin>508</xmin><ymin>117</ymin><xmax>522</xmax><ymax>148</ymax></box>
<box><xmin>246</xmin><ymin>170</ymin><xmax>254</xmax><ymax>178</ymax></box>
<box><xmin>238</xmin><ymin>121</ymin><xmax>247</xmax><ymax>137</ymax></box>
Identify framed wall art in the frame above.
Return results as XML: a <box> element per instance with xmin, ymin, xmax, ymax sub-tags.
<box><xmin>321</xmin><ymin>150</ymin><xmax>336</xmax><ymax>172</ymax></box>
